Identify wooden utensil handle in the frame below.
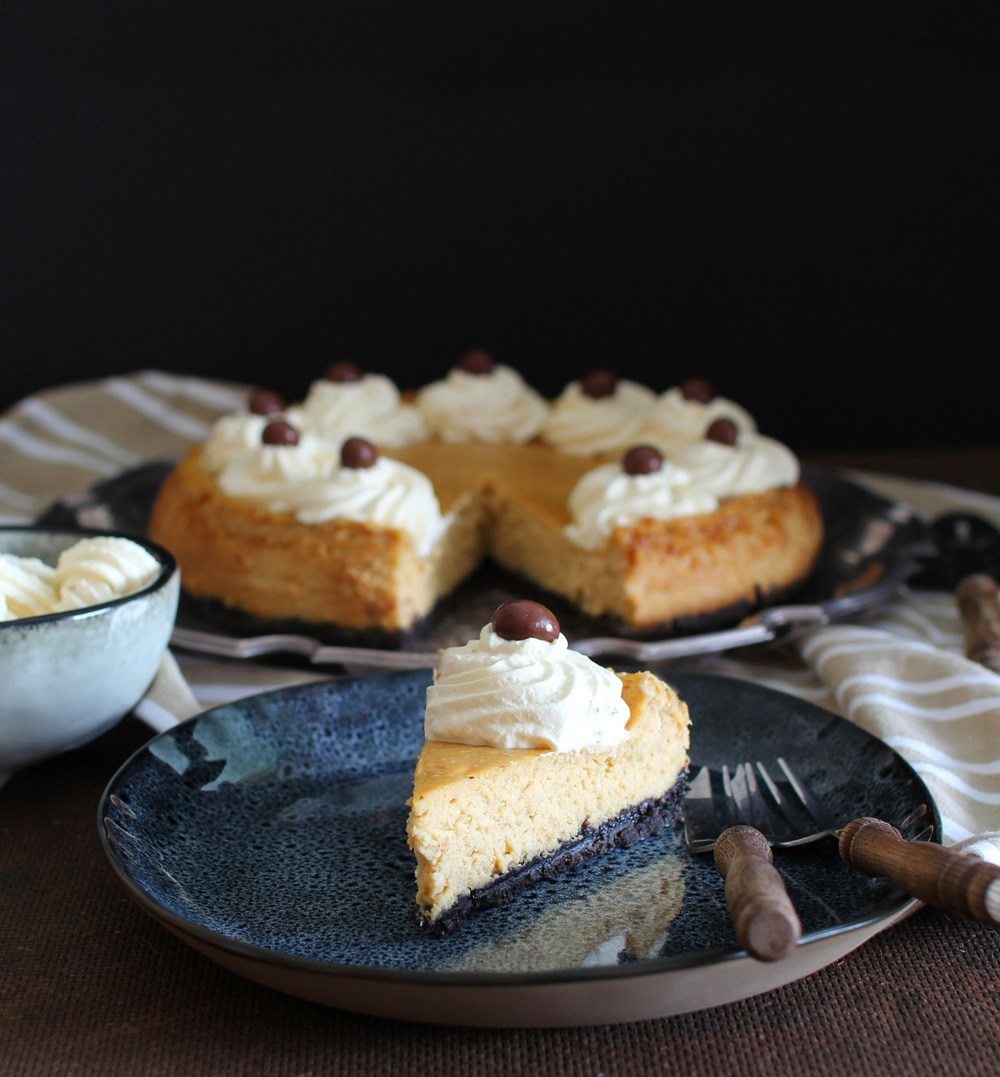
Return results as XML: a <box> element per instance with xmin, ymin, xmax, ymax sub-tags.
<box><xmin>714</xmin><ymin>826</ymin><xmax>802</xmax><ymax>961</ymax></box>
<box><xmin>956</xmin><ymin>573</ymin><xmax>1000</xmax><ymax>673</ymax></box>
<box><xmin>839</xmin><ymin>817</ymin><xmax>1000</xmax><ymax>927</ymax></box>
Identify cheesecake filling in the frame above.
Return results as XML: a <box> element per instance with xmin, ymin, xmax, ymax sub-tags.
<box><xmin>541</xmin><ymin>378</ymin><xmax>656</xmax><ymax>455</ymax></box>
<box><xmin>410</xmin><ymin>668</ymin><xmax>692</xmax><ymax>927</ymax></box>
<box><xmin>424</xmin><ymin>624</ymin><xmax>630</xmax><ymax>751</ymax></box>
<box><xmin>638</xmin><ymin>386</ymin><xmax>757</xmax><ymax>453</ymax></box>
<box><xmin>287</xmin><ymin>374</ymin><xmax>427</xmax><ymax>448</ymax></box>
<box><xmin>417</xmin><ymin>364</ymin><xmax>549</xmax><ymax>444</ymax></box>
<box><xmin>670</xmin><ymin>434</ymin><xmax>799</xmax><ymax>496</ymax></box>
<box><xmin>0</xmin><ymin>538</ymin><xmax>160</xmax><ymax>618</ymax></box>
<box><xmin>564</xmin><ymin>460</ymin><xmax>718</xmax><ymax>550</ymax></box>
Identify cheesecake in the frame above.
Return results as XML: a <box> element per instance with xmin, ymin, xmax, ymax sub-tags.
<box><xmin>406</xmin><ymin>600</ymin><xmax>691</xmax><ymax>933</ymax></box>
<box><xmin>149</xmin><ymin>435</ymin><xmax>487</xmax><ymax>637</ymax></box>
<box><xmin>148</xmin><ymin>357</ymin><xmax>823</xmax><ymax>638</ymax></box>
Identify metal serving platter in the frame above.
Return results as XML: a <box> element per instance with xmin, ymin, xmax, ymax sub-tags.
<box><xmin>39</xmin><ymin>462</ymin><xmax>931</xmax><ymax>670</ymax></box>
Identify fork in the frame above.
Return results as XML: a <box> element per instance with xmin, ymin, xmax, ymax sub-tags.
<box><xmin>685</xmin><ymin>758</ymin><xmax>1000</xmax><ymax>961</ymax></box>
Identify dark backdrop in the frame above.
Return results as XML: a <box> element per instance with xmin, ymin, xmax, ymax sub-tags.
<box><xmin>2</xmin><ymin>3</ymin><xmax>997</xmax><ymax>451</ymax></box>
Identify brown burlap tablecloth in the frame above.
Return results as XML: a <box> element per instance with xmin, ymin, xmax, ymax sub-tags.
<box><xmin>3</xmin><ymin>447</ymin><xmax>999</xmax><ymax>1075</ymax></box>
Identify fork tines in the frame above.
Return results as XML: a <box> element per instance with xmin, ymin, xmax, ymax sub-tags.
<box><xmin>721</xmin><ymin>759</ymin><xmax>839</xmax><ymax>848</ymax></box>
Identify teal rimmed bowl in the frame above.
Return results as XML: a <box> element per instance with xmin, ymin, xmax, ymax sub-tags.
<box><xmin>0</xmin><ymin>526</ymin><xmax>179</xmax><ymax>787</ymax></box>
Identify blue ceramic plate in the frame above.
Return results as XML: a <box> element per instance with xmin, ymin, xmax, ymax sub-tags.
<box><xmin>99</xmin><ymin>672</ymin><xmax>937</xmax><ymax>1026</ymax></box>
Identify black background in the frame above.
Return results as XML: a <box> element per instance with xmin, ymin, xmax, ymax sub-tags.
<box><xmin>2</xmin><ymin>3</ymin><xmax>997</xmax><ymax>451</ymax></box>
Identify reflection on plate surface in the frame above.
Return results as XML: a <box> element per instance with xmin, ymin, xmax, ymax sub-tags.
<box><xmin>101</xmin><ymin>671</ymin><xmax>935</xmax><ymax>978</ymax></box>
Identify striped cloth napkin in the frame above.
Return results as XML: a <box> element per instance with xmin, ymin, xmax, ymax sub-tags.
<box><xmin>2</xmin><ymin>370</ymin><xmax>997</xmax><ymax>859</ymax></box>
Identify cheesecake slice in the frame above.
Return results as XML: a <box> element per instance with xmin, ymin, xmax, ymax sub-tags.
<box><xmin>406</xmin><ymin>600</ymin><xmax>691</xmax><ymax>933</ymax></box>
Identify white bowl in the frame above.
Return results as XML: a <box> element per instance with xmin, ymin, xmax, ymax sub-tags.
<box><xmin>0</xmin><ymin>527</ymin><xmax>179</xmax><ymax>787</ymax></box>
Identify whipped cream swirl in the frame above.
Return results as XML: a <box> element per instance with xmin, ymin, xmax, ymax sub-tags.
<box><xmin>541</xmin><ymin>379</ymin><xmax>656</xmax><ymax>455</ymax></box>
<box><xmin>54</xmin><ymin>537</ymin><xmax>161</xmax><ymax>611</ymax></box>
<box><xmin>0</xmin><ymin>539</ymin><xmax>160</xmax><ymax>619</ymax></box>
<box><xmin>288</xmin><ymin>374</ymin><xmax>426</xmax><ymax>448</ymax></box>
<box><xmin>216</xmin><ymin>434</ymin><xmax>338</xmax><ymax>494</ymax></box>
<box><xmin>424</xmin><ymin>624</ymin><xmax>630</xmax><ymax>751</ymax></box>
<box><xmin>218</xmin><ymin>446</ymin><xmax>446</xmax><ymax>554</ymax></box>
<box><xmin>0</xmin><ymin>555</ymin><xmax>59</xmax><ymax>618</ymax></box>
<box><xmin>670</xmin><ymin>435</ymin><xmax>799</xmax><ymax>497</ymax></box>
<box><xmin>638</xmin><ymin>388</ymin><xmax>757</xmax><ymax>454</ymax></box>
<box><xmin>202</xmin><ymin>413</ymin><xmax>270</xmax><ymax>472</ymax></box>
<box><xmin>417</xmin><ymin>364</ymin><xmax>549</xmax><ymax>443</ymax></box>
<box><xmin>564</xmin><ymin>461</ymin><xmax>718</xmax><ymax>550</ymax></box>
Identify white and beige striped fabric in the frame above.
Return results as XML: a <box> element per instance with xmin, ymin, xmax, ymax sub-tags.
<box><xmin>2</xmin><ymin>370</ymin><xmax>998</xmax><ymax>858</ymax></box>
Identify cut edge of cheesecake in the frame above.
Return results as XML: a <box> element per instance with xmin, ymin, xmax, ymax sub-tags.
<box><xmin>150</xmin><ymin>445</ymin><xmax>823</xmax><ymax>637</ymax></box>
<box><xmin>407</xmin><ymin>670</ymin><xmax>691</xmax><ymax>935</ymax></box>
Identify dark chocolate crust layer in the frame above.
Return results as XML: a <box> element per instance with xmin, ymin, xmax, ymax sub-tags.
<box><xmin>180</xmin><ymin>592</ymin><xmax>423</xmax><ymax>648</ymax></box>
<box><xmin>180</xmin><ymin>559</ymin><xmax>812</xmax><ymax>651</ymax></box>
<box><xmin>417</xmin><ymin>770</ymin><xmax>690</xmax><ymax>937</ymax></box>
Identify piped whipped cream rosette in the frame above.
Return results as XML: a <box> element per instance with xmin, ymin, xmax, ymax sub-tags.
<box><xmin>0</xmin><ymin>538</ymin><xmax>160</xmax><ymax>619</ymax></box>
<box><xmin>287</xmin><ymin>363</ymin><xmax>426</xmax><ymax>448</ymax></box>
<box><xmin>638</xmin><ymin>378</ymin><xmax>757</xmax><ymax>454</ymax></box>
<box><xmin>54</xmin><ymin>537</ymin><xmax>161</xmax><ymax>611</ymax></box>
<box><xmin>424</xmin><ymin>600</ymin><xmax>630</xmax><ymax>752</ymax></box>
<box><xmin>214</xmin><ymin>424</ymin><xmax>338</xmax><ymax>491</ymax></box>
<box><xmin>202</xmin><ymin>413</ymin><xmax>272</xmax><ymax>471</ymax></box>
<box><xmin>0</xmin><ymin>555</ymin><xmax>59</xmax><ymax>618</ymax></box>
<box><xmin>564</xmin><ymin>445</ymin><xmax>718</xmax><ymax>551</ymax></box>
<box><xmin>417</xmin><ymin>350</ymin><xmax>549</xmax><ymax>444</ymax></box>
<box><xmin>541</xmin><ymin>369</ymin><xmax>657</xmax><ymax>455</ymax></box>
<box><xmin>215</xmin><ymin>425</ymin><xmax>448</xmax><ymax>556</ymax></box>
<box><xmin>200</xmin><ymin>386</ymin><xmax>293</xmax><ymax>471</ymax></box>
<box><xmin>670</xmin><ymin>426</ymin><xmax>799</xmax><ymax>496</ymax></box>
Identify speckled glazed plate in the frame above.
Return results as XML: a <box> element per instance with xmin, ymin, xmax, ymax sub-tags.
<box><xmin>99</xmin><ymin>672</ymin><xmax>937</xmax><ymax>1027</ymax></box>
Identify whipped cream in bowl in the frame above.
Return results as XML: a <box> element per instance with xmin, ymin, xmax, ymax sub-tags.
<box><xmin>424</xmin><ymin>601</ymin><xmax>630</xmax><ymax>752</ymax></box>
<box><xmin>289</xmin><ymin>371</ymin><xmax>427</xmax><ymax>448</ymax></box>
<box><xmin>541</xmin><ymin>373</ymin><xmax>656</xmax><ymax>455</ymax></box>
<box><xmin>54</xmin><ymin>537</ymin><xmax>163</xmax><ymax>612</ymax></box>
<box><xmin>639</xmin><ymin>383</ymin><xmax>757</xmax><ymax>454</ymax></box>
<box><xmin>0</xmin><ymin>535</ymin><xmax>165</xmax><ymax>621</ymax></box>
<box><xmin>417</xmin><ymin>355</ymin><xmax>549</xmax><ymax>443</ymax></box>
<box><xmin>0</xmin><ymin>527</ymin><xmax>179</xmax><ymax>786</ymax></box>
<box><xmin>564</xmin><ymin>445</ymin><xmax>718</xmax><ymax>551</ymax></box>
<box><xmin>0</xmin><ymin>554</ymin><xmax>59</xmax><ymax>618</ymax></box>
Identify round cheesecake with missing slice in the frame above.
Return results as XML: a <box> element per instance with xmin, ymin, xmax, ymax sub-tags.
<box><xmin>148</xmin><ymin>359</ymin><xmax>823</xmax><ymax>640</ymax></box>
<box><xmin>405</xmin><ymin>600</ymin><xmax>692</xmax><ymax>934</ymax></box>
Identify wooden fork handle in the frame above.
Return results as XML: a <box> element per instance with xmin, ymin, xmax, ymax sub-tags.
<box><xmin>714</xmin><ymin>826</ymin><xmax>802</xmax><ymax>961</ymax></box>
<box><xmin>956</xmin><ymin>574</ymin><xmax>1000</xmax><ymax>673</ymax></box>
<box><xmin>839</xmin><ymin>817</ymin><xmax>1000</xmax><ymax>927</ymax></box>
